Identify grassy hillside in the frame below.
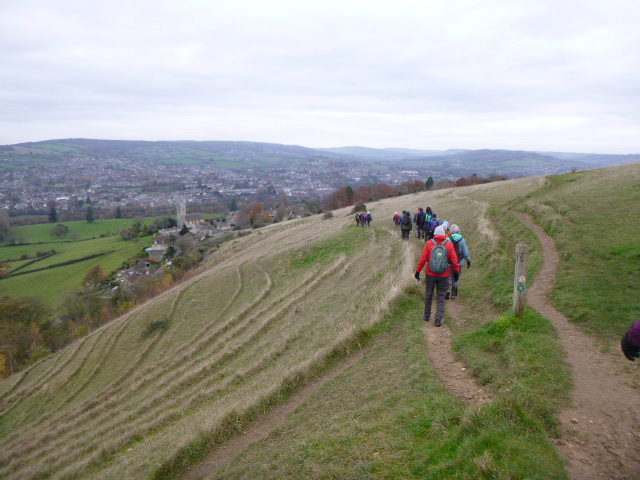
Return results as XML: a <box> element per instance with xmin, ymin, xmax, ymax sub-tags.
<box><xmin>5</xmin><ymin>139</ymin><xmax>322</xmax><ymax>168</ymax></box>
<box><xmin>514</xmin><ymin>163</ymin><xmax>640</xmax><ymax>341</ymax></box>
<box><xmin>1</xmin><ymin>164</ymin><xmax>638</xmax><ymax>479</ymax></box>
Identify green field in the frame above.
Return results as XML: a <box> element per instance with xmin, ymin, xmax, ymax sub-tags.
<box><xmin>28</xmin><ymin>144</ymin><xmax>83</xmax><ymax>154</ymax></box>
<box><xmin>0</xmin><ymin>236</ymin><xmax>151</xmax><ymax>308</ymax></box>
<box><xmin>6</xmin><ymin>217</ymin><xmax>163</xmax><ymax>244</ymax></box>
<box><xmin>1</xmin><ymin>164</ymin><xmax>638</xmax><ymax>479</ymax></box>
<box><xmin>0</xmin><ymin>218</ymin><xmax>158</xmax><ymax>310</ymax></box>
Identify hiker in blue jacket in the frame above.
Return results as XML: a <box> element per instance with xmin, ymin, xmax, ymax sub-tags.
<box><xmin>448</xmin><ymin>224</ymin><xmax>471</xmax><ymax>298</ymax></box>
<box><xmin>415</xmin><ymin>208</ymin><xmax>426</xmax><ymax>239</ymax></box>
<box><xmin>425</xmin><ymin>214</ymin><xmax>439</xmax><ymax>241</ymax></box>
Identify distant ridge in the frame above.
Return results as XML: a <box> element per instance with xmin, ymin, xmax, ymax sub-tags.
<box><xmin>2</xmin><ymin>138</ymin><xmax>639</xmax><ymax>177</ymax></box>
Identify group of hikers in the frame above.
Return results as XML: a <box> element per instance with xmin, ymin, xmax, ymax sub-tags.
<box><xmin>393</xmin><ymin>207</ymin><xmax>472</xmax><ymax>327</ymax></box>
<box><xmin>393</xmin><ymin>207</ymin><xmax>440</xmax><ymax>241</ymax></box>
<box><xmin>355</xmin><ymin>204</ymin><xmax>640</xmax><ymax>367</ymax></box>
<box><xmin>355</xmin><ymin>211</ymin><xmax>372</xmax><ymax>227</ymax></box>
<box><xmin>354</xmin><ymin>205</ymin><xmax>471</xmax><ymax>328</ymax></box>
<box><xmin>360</xmin><ymin>205</ymin><xmax>639</xmax><ymax>359</ymax></box>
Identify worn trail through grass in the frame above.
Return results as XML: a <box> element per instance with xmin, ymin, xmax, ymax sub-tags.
<box><xmin>514</xmin><ymin>211</ymin><xmax>640</xmax><ymax>480</ymax></box>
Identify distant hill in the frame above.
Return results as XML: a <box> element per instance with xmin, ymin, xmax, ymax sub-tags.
<box><xmin>320</xmin><ymin>146</ymin><xmax>467</xmax><ymax>161</ymax></box>
<box><xmin>1</xmin><ymin>138</ymin><xmax>639</xmax><ymax>177</ymax></box>
<box><xmin>5</xmin><ymin>138</ymin><xmax>327</xmax><ymax>169</ymax></box>
<box><xmin>541</xmin><ymin>151</ymin><xmax>640</xmax><ymax>166</ymax></box>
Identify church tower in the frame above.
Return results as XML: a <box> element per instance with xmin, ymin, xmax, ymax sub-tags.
<box><xmin>177</xmin><ymin>198</ymin><xmax>186</xmax><ymax>227</ymax></box>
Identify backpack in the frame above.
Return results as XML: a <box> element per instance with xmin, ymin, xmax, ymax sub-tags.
<box><xmin>402</xmin><ymin>216</ymin><xmax>411</xmax><ymax>227</ymax></box>
<box><xmin>428</xmin><ymin>218</ymin><xmax>439</xmax><ymax>233</ymax></box>
<box><xmin>451</xmin><ymin>238</ymin><xmax>462</xmax><ymax>261</ymax></box>
<box><xmin>429</xmin><ymin>238</ymin><xmax>449</xmax><ymax>274</ymax></box>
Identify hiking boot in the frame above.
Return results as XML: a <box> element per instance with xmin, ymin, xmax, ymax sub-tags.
<box><xmin>435</xmin><ymin>319</ymin><xmax>442</xmax><ymax>327</ymax></box>
<box><xmin>445</xmin><ymin>291</ymin><xmax>450</xmax><ymax>300</ymax></box>
<box><xmin>424</xmin><ymin>317</ymin><xmax>430</xmax><ymax>322</ymax></box>
<box><xmin>451</xmin><ymin>286</ymin><xmax>458</xmax><ymax>297</ymax></box>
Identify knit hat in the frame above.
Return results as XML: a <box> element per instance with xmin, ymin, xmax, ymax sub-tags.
<box><xmin>434</xmin><ymin>225</ymin><xmax>446</xmax><ymax>236</ymax></box>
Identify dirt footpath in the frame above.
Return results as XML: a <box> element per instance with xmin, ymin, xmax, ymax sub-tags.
<box><xmin>181</xmin><ymin>351</ymin><xmax>365</xmax><ymax>480</ymax></box>
<box><xmin>423</xmin><ymin>301</ymin><xmax>491</xmax><ymax>407</ymax></box>
<box><xmin>513</xmin><ymin>212</ymin><xmax>640</xmax><ymax>480</ymax></box>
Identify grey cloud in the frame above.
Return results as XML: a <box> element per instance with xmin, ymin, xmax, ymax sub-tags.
<box><xmin>0</xmin><ymin>0</ymin><xmax>639</xmax><ymax>153</ymax></box>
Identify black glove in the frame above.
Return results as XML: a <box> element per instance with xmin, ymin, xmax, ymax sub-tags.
<box><xmin>453</xmin><ymin>272</ymin><xmax>459</xmax><ymax>282</ymax></box>
<box><xmin>466</xmin><ymin>260</ymin><xmax>471</xmax><ymax>268</ymax></box>
<box><xmin>415</xmin><ymin>271</ymin><xmax>420</xmax><ymax>281</ymax></box>
<box><xmin>621</xmin><ymin>332</ymin><xmax>640</xmax><ymax>361</ymax></box>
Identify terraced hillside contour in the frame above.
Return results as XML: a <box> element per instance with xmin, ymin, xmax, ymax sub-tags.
<box><xmin>0</xmin><ymin>213</ymin><xmax>412</xmax><ymax>479</ymax></box>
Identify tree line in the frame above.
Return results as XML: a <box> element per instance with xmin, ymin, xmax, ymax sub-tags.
<box><xmin>323</xmin><ymin>174</ymin><xmax>507</xmax><ymax>210</ymax></box>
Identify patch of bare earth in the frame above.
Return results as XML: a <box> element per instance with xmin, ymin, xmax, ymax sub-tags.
<box><xmin>423</xmin><ymin>298</ymin><xmax>491</xmax><ymax>407</ymax></box>
<box><xmin>514</xmin><ymin>212</ymin><xmax>640</xmax><ymax>480</ymax></box>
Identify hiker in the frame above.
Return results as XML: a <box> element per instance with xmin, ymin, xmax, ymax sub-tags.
<box><xmin>415</xmin><ymin>208</ymin><xmax>426</xmax><ymax>239</ymax></box>
<box><xmin>425</xmin><ymin>213</ymin><xmax>439</xmax><ymax>241</ymax></box>
<box><xmin>448</xmin><ymin>224</ymin><xmax>471</xmax><ymax>298</ymax></box>
<box><xmin>441</xmin><ymin>220</ymin><xmax>450</xmax><ymax>237</ymax></box>
<box><xmin>425</xmin><ymin>207</ymin><xmax>433</xmax><ymax>220</ymax></box>
<box><xmin>399</xmin><ymin>210</ymin><xmax>408</xmax><ymax>230</ymax></box>
<box><xmin>393</xmin><ymin>212</ymin><xmax>400</xmax><ymax>228</ymax></box>
<box><xmin>621</xmin><ymin>320</ymin><xmax>640</xmax><ymax>361</ymax></box>
<box><xmin>422</xmin><ymin>208</ymin><xmax>433</xmax><ymax>240</ymax></box>
<box><xmin>355</xmin><ymin>213</ymin><xmax>361</xmax><ymax>227</ymax></box>
<box><xmin>414</xmin><ymin>225</ymin><xmax>460</xmax><ymax>327</ymax></box>
<box><xmin>365</xmin><ymin>211</ymin><xmax>372</xmax><ymax>227</ymax></box>
<box><xmin>400</xmin><ymin>211</ymin><xmax>412</xmax><ymax>240</ymax></box>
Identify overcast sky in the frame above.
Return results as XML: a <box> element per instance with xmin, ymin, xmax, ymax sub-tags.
<box><xmin>1</xmin><ymin>0</ymin><xmax>639</xmax><ymax>153</ymax></box>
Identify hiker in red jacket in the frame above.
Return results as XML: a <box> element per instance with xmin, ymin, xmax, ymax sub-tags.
<box><xmin>414</xmin><ymin>225</ymin><xmax>460</xmax><ymax>327</ymax></box>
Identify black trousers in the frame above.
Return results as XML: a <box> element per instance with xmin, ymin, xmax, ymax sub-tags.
<box><xmin>424</xmin><ymin>275</ymin><xmax>449</xmax><ymax>323</ymax></box>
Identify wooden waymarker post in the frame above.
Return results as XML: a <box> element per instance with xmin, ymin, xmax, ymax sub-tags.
<box><xmin>513</xmin><ymin>243</ymin><xmax>528</xmax><ymax>316</ymax></box>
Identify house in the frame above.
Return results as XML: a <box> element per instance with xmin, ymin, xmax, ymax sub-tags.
<box><xmin>146</xmin><ymin>235</ymin><xmax>170</xmax><ymax>261</ymax></box>
<box><xmin>184</xmin><ymin>213</ymin><xmax>203</xmax><ymax>226</ymax></box>
<box><xmin>133</xmin><ymin>260</ymin><xmax>151</xmax><ymax>273</ymax></box>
